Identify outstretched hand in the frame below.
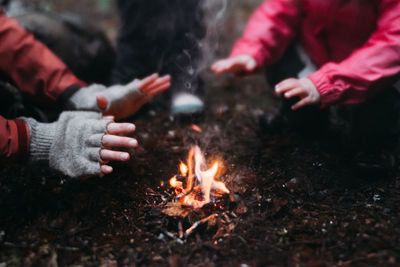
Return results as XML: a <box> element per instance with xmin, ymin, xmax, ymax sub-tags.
<box><xmin>138</xmin><ymin>73</ymin><xmax>172</xmax><ymax>96</ymax></box>
<box><xmin>211</xmin><ymin>54</ymin><xmax>257</xmax><ymax>76</ymax></box>
<box><xmin>96</xmin><ymin>73</ymin><xmax>171</xmax><ymax>120</ymax></box>
<box><xmin>99</xmin><ymin>117</ymin><xmax>138</xmax><ymax>175</ymax></box>
<box><xmin>275</xmin><ymin>78</ymin><xmax>321</xmax><ymax>110</ymax></box>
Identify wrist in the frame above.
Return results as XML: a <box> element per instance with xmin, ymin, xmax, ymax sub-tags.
<box><xmin>67</xmin><ymin>84</ymin><xmax>105</xmax><ymax>111</ymax></box>
<box><xmin>308</xmin><ymin>71</ymin><xmax>337</xmax><ymax>108</ymax></box>
<box><xmin>21</xmin><ymin>117</ymin><xmax>57</xmax><ymax>163</ymax></box>
<box><xmin>304</xmin><ymin>78</ymin><xmax>321</xmax><ymax>99</ymax></box>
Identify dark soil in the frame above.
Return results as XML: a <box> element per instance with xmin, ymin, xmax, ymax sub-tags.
<box><xmin>1</xmin><ymin>1</ymin><xmax>400</xmax><ymax>266</ymax></box>
<box><xmin>1</xmin><ymin>73</ymin><xmax>400</xmax><ymax>266</ymax></box>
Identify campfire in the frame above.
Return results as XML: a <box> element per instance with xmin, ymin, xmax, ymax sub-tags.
<box><xmin>169</xmin><ymin>145</ymin><xmax>230</xmax><ymax>209</ymax></box>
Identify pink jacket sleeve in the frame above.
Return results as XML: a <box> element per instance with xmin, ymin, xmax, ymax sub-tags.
<box><xmin>308</xmin><ymin>0</ymin><xmax>400</xmax><ymax>108</ymax></box>
<box><xmin>230</xmin><ymin>0</ymin><xmax>301</xmax><ymax>67</ymax></box>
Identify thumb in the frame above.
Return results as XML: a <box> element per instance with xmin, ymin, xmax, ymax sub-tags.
<box><xmin>245</xmin><ymin>59</ymin><xmax>257</xmax><ymax>71</ymax></box>
<box><xmin>96</xmin><ymin>94</ymin><xmax>108</xmax><ymax>111</ymax></box>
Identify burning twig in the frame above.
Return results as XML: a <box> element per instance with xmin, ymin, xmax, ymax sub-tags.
<box><xmin>184</xmin><ymin>214</ymin><xmax>218</xmax><ymax>238</ymax></box>
<box><xmin>168</xmin><ymin>145</ymin><xmax>230</xmax><ymax>209</ymax></box>
<box><xmin>178</xmin><ymin>221</ymin><xmax>184</xmax><ymax>239</ymax></box>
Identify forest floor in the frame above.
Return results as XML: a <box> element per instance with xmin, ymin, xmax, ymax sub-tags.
<box><xmin>1</xmin><ymin>0</ymin><xmax>400</xmax><ymax>266</ymax></box>
<box><xmin>1</xmin><ymin>73</ymin><xmax>400</xmax><ymax>266</ymax></box>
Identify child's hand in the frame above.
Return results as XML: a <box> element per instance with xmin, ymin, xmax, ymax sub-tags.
<box><xmin>96</xmin><ymin>73</ymin><xmax>171</xmax><ymax>120</ymax></box>
<box><xmin>211</xmin><ymin>55</ymin><xmax>257</xmax><ymax>76</ymax></box>
<box><xmin>275</xmin><ymin>78</ymin><xmax>321</xmax><ymax>110</ymax></box>
<box><xmin>137</xmin><ymin>73</ymin><xmax>171</xmax><ymax>96</ymax></box>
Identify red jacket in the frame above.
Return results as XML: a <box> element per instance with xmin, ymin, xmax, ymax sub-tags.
<box><xmin>230</xmin><ymin>0</ymin><xmax>400</xmax><ymax>108</ymax></box>
<box><xmin>0</xmin><ymin>10</ymin><xmax>85</xmax><ymax>162</ymax></box>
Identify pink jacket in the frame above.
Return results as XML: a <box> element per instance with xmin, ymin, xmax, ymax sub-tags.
<box><xmin>230</xmin><ymin>0</ymin><xmax>400</xmax><ymax>108</ymax></box>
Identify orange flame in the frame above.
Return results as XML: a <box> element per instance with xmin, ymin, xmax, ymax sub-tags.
<box><xmin>169</xmin><ymin>176</ymin><xmax>181</xmax><ymax>188</ymax></box>
<box><xmin>169</xmin><ymin>176</ymin><xmax>183</xmax><ymax>195</ymax></box>
<box><xmin>169</xmin><ymin>145</ymin><xmax>230</xmax><ymax>209</ymax></box>
<box><xmin>185</xmin><ymin>148</ymin><xmax>195</xmax><ymax>193</ymax></box>
<box><xmin>179</xmin><ymin>162</ymin><xmax>188</xmax><ymax>177</ymax></box>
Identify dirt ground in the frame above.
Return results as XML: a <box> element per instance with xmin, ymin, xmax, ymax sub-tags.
<box><xmin>1</xmin><ymin>1</ymin><xmax>400</xmax><ymax>266</ymax></box>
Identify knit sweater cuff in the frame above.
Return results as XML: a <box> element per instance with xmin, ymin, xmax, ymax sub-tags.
<box><xmin>21</xmin><ymin>118</ymin><xmax>56</xmax><ymax>163</ymax></box>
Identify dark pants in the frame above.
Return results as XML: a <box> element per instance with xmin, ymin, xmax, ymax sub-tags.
<box><xmin>266</xmin><ymin>44</ymin><xmax>400</xmax><ymax>152</ymax></box>
<box><xmin>338</xmin><ymin>89</ymin><xmax>400</xmax><ymax>152</ymax></box>
<box><xmin>111</xmin><ymin>0</ymin><xmax>205</xmax><ymax>96</ymax></box>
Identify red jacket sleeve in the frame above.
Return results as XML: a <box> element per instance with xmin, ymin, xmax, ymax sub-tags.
<box><xmin>0</xmin><ymin>116</ymin><xmax>29</xmax><ymax>162</ymax></box>
<box><xmin>0</xmin><ymin>9</ymin><xmax>86</xmax><ymax>105</ymax></box>
<box><xmin>230</xmin><ymin>0</ymin><xmax>301</xmax><ymax>67</ymax></box>
<box><xmin>308</xmin><ymin>0</ymin><xmax>400</xmax><ymax>108</ymax></box>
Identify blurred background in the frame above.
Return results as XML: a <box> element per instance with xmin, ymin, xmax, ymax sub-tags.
<box><xmin>10</xmin><ymin>0</ymin><xmax>263</xmax><ymax>61</ymax></box>
<box><xmin>12</xmin><ymin>0</ymin><xmax>118</xmax><ymax>39</ymax></box>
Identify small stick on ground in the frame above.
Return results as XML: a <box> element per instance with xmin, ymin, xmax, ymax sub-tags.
<box><xmin>178</xmin><ymin>221</ymin><xmax>183</xmax><ymax>239</ymax></box>
<box><xmin>184</xmin><ymin>214</ymin><xmax>218</xmax><ymax>238</ymax></box>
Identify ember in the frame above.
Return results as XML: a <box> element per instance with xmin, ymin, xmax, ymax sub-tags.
<box><xmin>190</xmin><ymin>124</ymin><xmax>203</xmax><ymax>133</ymax></box>
<box><xmin>169</xmin><ymin>145</ymin><xmax>230</xmax><ymax>209</ymax></box>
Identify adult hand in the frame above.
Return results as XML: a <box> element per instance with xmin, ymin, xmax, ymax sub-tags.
<box><xmin>22</xmin><ymin>111</ymin><xmax>137</xmax><ymax>178</ymax></box>
<box><xmin>275</xmin><ymin>78</ymin><xmax>321</xmax><ymax>110</ymax></box>
<box><xmin>100</xmin><ymin>120</ymin><xmax>138</xmax><ymax>175</ymax></box>
<box><xmin>211</xmin><ymin>54</ymin><xmax>257</xmax><ymax>76</ymax></box>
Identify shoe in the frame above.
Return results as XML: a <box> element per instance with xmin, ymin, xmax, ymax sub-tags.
<box><xmin>171</xmin><ymin>92</ymin><xmax>204</xmax><ymax>116</ymax></box>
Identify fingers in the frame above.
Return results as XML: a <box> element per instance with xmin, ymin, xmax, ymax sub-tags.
<box><xmin>211</xmin><ymin>55</ymin><xmax>257</xmax><ymax>75</ymax></box>
<box><xmin>211</xmin><ymin>59</ymin><xmax>231</xmax><ymax>75</ymax></box>
<box><xmin>283</xmin><ymin>87</ymin><xmax>307</xmax><ymax>99</ymax></box>
<box><xmin>275</xmin><ymin>78</ymin><xmax>299</xmax><ymax>95</ymax></box>
<box><xmin>147</xmin><ymin>81</ymin><xmax>171</xmax><ymax>96</ymax></box>
<box><xmin>103</xmin><ymin>115</ymin><xmax>115</xmax><ymax>121</ymax></box>
<box><xmin>107</xmin><ymin>123</ymin><xmax>136</xmax><ymax>135</ymax></box>
<box><xmin>141</xmin><ymin>75</ymin><xmax>171</xmax><ymax>96</ymax></box>
<box><xmin>276</xmin><ymin>79</ymin><xmax>310</xmax><ymax>110</ymax></box>
<box><xmin>102</xmin><ymin>135</ymin><xmax>138</xmax><ymax>149</ymax></box>
<box><xmin>276</xmin><ymin>78</ymin><xmax>321</xmax><ymax>110</ymax></box>
<box><xmin>211</xmin><ymin>58</ymin><xmax>238</xmax><ymax>75</ymax></box>
<box><xmin>139</xmin><ymin>73</ymin><xmax>159</xmax><ymax>90</ymax></box>
<box><xmin>292</xmin><ymin>97</ymin><xmax>313</xmax><ymax>110</ymax></box>
<box><xmin>99</xmin><ymin>120</ymin><xmax>138</xmax><ymax>177</ymax></box>
<box><xmin>147</xmin><ymin>75</ymin><xmax>171</xmax><ymax>91</ymax></box>
<box><xmin>101</xmin><ymin>165</ymin><xmax>113</xmax><ymax>175</ymax></box>
<box><xmin>100</xmin><ymin>149</ymin><xmax>130</xmax><ymax>162</ymax></box>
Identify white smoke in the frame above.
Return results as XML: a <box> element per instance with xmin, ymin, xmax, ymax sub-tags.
<box><xmin>197</xmin><ymin>0</ymin><xmax>229</xmax><ymax>74</ymax></box>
